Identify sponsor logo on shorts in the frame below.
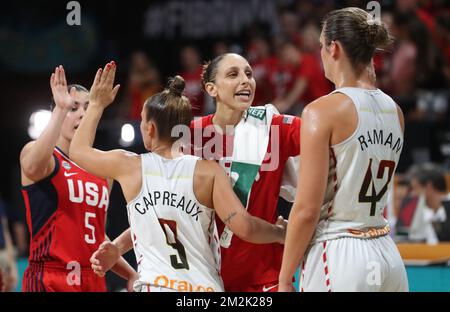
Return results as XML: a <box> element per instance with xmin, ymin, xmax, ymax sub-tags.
<box><xmin>153</xmin><ymin>274</ymin><xmax>215</xmax><ymax>292</ymax></box>
<box><xmin>262</xmin><ymin>284</ymin><xmax>278</xmax><ymax>292</ymax></box>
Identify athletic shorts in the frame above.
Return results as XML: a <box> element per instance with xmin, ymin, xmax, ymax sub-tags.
<box><xmin>300</xmin><ymin>235</ymin><xmax>408</xmax><ymax>292</ymax></box>
<box><xmin>22</xmin><ymin>262</ymin><xmax>106</xmax><ymax>292</ymax></box>
<box><xmin>225</xmin><ymin>280</ymin><xmax>279</xmax><ymax>292</ymax></box>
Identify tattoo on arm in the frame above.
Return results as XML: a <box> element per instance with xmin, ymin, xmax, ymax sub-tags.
<box><xmin>224</xmin><ymin>212</ymin><xmax>237</xmax><ymax>225</ymax></box>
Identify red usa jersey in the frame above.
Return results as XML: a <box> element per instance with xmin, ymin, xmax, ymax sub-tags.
<box><xmin>22</xmin><ymin>147</ymin><xmax>109</xmax><ymax>268</ymax></box>
<box><xmin>189</xmin><ymin>113</ymin><xmax>300</xmax><ymax>290</ymax></box>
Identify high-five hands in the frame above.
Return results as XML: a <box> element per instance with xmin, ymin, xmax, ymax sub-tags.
<box><xmin>50</xmin><ymin>65</ymin><xmax>75</xmax><ymax>111</ymax></box>
<box><xmin>89</xmin><ymin>61</ymin><xmax>121</xmax><ymax>109</ymax></box>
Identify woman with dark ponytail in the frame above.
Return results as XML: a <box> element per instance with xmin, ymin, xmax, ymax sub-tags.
<box><xmin>279</xmin><ymin>7</ymin><xmax>408</xmax><ymax>292</ymax></box>
<box><xmin>70</xmin><ymin>69</ymin><xmax>286</xmax><ymax>292</ymax></box>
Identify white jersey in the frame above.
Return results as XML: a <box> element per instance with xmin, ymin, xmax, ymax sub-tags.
<box><xmin>127</xmin><ymin>153</ymin><xmax>223</xmax><ymax>292</ymax></box>
<box><xmin>312</xmin><ymin>87</ymin><xmax>403</xmax><ymax>244</ymax></box>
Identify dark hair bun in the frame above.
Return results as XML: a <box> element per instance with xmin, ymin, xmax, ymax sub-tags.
<box><xmin>366</xmin><ymin>21</ymin><xmax>392</xmax><ymax>50</ymax></box>
<box><xmin>168</xmin><ymin>75</ymin><xmax>185</xmax><ymax>97</ymax></box>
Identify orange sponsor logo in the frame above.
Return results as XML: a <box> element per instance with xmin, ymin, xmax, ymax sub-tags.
<box><xmin>347</xmin><ymin>225</ymin><xmax>390</xmax><ymax>238</ymax></box>
<box><xmin>154</xmin><ymin>275</ymin><xmax>215</xmax><ymax>292</ymax></box>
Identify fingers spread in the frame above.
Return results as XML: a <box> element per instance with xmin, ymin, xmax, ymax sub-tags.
<box><xmin>101</xmin><ymin>62</ymin><xmax>111</xmax><ymax>84</ymax></box>
<box><xmin>93</xmin><ymin>68</ymin><xmax>103</xmax><ymax>86</ymax></box>
<box><xmin>112</xmin><ymin>84</ymin><xmax>121</xmax><ymax>98</ymax></box>
<box><xmin>50</xmin><ymin>73</ymin><xmax>55</xmax><ymax>87</ymax></box>
<box><xmin>60</xmin><ymin>65</ymin><xmax>67</xmax><ymax>86</ymax></box>
<box><xmin>57</xmin><ymin>65</ymin><xmax>64</xmax><ymax>86</ymax></box>
<box><xmin>106</xmin><ymin>62</ymin><xmax>116</xmax><ymax>87</ymax></box>
<box><xmin>54</xmin><ymin>67</ymin><xmax>60</xmax><ymax>85</ymax></box>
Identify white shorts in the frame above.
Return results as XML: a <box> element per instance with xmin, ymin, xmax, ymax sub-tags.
<box><xmin>300</xmin><ymin>235</ymin><xmax>408</xmax><ymax>292</ymax></box>
<box><xmin>134</xmin><ymin>282</ymin><xmax>177</xmax><ymax>292</ymax></box>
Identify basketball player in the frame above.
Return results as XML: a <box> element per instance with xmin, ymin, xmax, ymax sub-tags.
<box><xmin>69</xmin><ymin>63</ymin><xmax>287</xmax><ymax>292</ymax></box>
<box><xmin>89</xmin><ymin>54</ymin><xmax>299</xmax><ymax>292</ymax></box>
<box><xmin>278</xmin><ymin>7</ymin><xmax>408</xmax><ymax>292</ymax></box>
<box><xmin>20</xmin><ymin>65</ymin><xmax>137</xmax><ymax>291</ymax></box>
<box><xmin>191</xmin><ymin>53</ymin><xmax>301</xmax><ymax>292</ymax></box>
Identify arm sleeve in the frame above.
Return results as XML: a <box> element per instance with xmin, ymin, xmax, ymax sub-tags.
<box><xmin>278</xmin><ymin>114</ymin><xmax>301</xmax><ymax>157</ymax></box>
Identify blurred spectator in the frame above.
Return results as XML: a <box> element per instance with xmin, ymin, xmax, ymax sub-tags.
<box><xmin>213</xmin><ymin>41</ymin><xmax>229</xmax><ymax>58</ymax></box>
<box><xmin>388</xmin><ymin>12</ymin><xmax>446</xmax><ymax>120</ymax></box>
<box><xmin>387</xmin><ymin>13</ymin><xmax>419</xmax><ymax>98</ymax></box>
<box><xmin>409</xmin><ymin>163</ymin><xmax>450</xmax><ymax>243</ymax></box>
<box><xmin>0</xmin><ymin>198</ymin><xmax>18</xmax><ymax>292</ymax></box>
<box><xmin>396</xmin><ymin>165</ymin><xmax>423</xmax><ymax>235</ymax></box>
<box><xmin>271</xmin><ymin>35</ymin><xmax>332</xmax><ymax>114</ymax></box>
<box><xmin>276</xmin><ymin>10</ymin><xmax>303</xmax><ymax>49</ymax></box>
<box><xmin>267</xmin><ymin>41</ymin><xmax>301</xmax><ymax>114</ymax></box>
<box><xmin>125</xmin><ymin>51</ymin><xmax>161</xmax><ymax>120</ymax></box>
<box><xmin>246</xmin><ymin>36</ymin><xmax>275</xmax><ymax>106</ymax></box>
<box><xmin>393</xmin><ymin>177</ymin><xmax>412</xmax><ymax>230</ymax></box>
<box><xmin>179</xmin><ymin>46</ymin><xmax>205</xmax><ymax>116</ymax></box>
<box><xmin>435</xmin><ymin>12</ymin><xmax>450</xmax><ymax>87</ymax></box>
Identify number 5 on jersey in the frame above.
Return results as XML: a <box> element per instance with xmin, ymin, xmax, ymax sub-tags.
<box><xmin>85</xmin><ymin>212</ymin><xmax>96</xmax><ymax>244</ymax></box>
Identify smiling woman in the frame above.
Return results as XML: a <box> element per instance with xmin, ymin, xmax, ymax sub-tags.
<box><xmin>188</xmin><ymin>53</ymin><xmax>301</xmax><ymax>292</ymax></box>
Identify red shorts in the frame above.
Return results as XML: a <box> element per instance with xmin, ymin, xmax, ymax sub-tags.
<box><xmin>225</xmin><ymin>280</ymin><xmax>279</xmax><ymax>292</ymax></box>
<box><xmin>23</xmin><ymin>262</ymin><xmax>106</xmax><ymax>292</ymax></box>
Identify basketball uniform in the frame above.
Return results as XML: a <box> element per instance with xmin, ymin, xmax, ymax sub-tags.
<box><xmin>190</xmin><ymin>113</ymin><xmax>300</xmax><ymax>291</ymax></box>
<box><xmin>21</xmin><ymin>147</ymin><xmax>108</xmax><ymax>292</ymax></box>
<box><xmin>300</xmin><ymin>87</ymin><xmax>408</xmax><ymax>292</ymax></box>
<box><xmin>128</xmin><ymin>153</ymin><xmax>223</xmax><ymax>292</ymax></box>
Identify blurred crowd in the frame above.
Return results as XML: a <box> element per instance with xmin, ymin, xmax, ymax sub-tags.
<box><xmin>120</xmin><ymin>0</ymin><xmax>450</xmax><ymax>120</ymax></box>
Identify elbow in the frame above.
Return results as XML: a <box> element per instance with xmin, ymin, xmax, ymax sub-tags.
<box><xmin>290</xmin><ymin>204</ymin><xmax>320</xmax><ymax>225</ymax></box>
<box><xmin>69</xmin><ymin>146</ymin><xmax>84</xmax><ymax>164</ymax></box>
<box><xmin>22</xmin><ymin>162</ymin><xmax>47</xmax><ymax>181</ymax></box>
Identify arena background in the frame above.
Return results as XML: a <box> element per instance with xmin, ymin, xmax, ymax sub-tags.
<box><xmin>0</xmin><ymin>0</ymin><xmax>449</xmax><ymax>292</ymax></box>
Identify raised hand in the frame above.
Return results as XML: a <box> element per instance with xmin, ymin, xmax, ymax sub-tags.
<box><xmin>89</xmin><ymin>61</ymin><xmax>121</xmax><ymax>109</ymax></box>
<box><xmin>90</xmin><ymin>241</ymin><xmax>121</xmax><ymax>277</ymax></box>
<box><xmin>50</xmin><ymin>65</ymin><xmax>75</xmax><ymax>111</ymax></box>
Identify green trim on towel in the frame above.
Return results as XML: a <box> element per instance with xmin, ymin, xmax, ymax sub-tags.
<box><xmin>230</xmin><ymin>162</ymin><xmax>260</xmax><ymax>207</ymax></box>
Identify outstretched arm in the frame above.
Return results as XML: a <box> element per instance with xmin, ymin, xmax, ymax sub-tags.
<box><xmin>278</xmin><ymin>99</ymin><xmax>331</xmax><ymax>292</ymax></box>
<box><xmin>69</xmin><ymin>62</ymin><xmax>129</xmax><ymax>181</ymax></box>
<box><xmin>211</xmin><ymin>162</ymin><xmax>286</xmax><ymax>244</ymax></box>
<box><xmin>20</xmin><ymin>66</ymin><xmax>75</xmax><ymax>182</ymax></box>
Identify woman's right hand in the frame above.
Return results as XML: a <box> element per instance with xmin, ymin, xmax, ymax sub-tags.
<box><xmin>89</xmin><ymin>61</ymin><xmax>120</xmax><ymax>109</ymax></box>
<box><xmin>50</xmin><ymin>65</ymin><xmax>75</xmax><ymax>111</ymax></box>
<box><xmin>90</xmin><ymin>241</ymin><xmax>121</xmax><ymax>277</ymax></box>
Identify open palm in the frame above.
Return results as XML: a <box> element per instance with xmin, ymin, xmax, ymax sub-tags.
<box><xmin>89</xmin><ymin>61</ymin><xmax>120</xmax><ymax>109</ymax></box>
<box><xmin>50</xmin><ymin>65</ymin><xmax>75</xmax><ymax>110</ymax></box>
